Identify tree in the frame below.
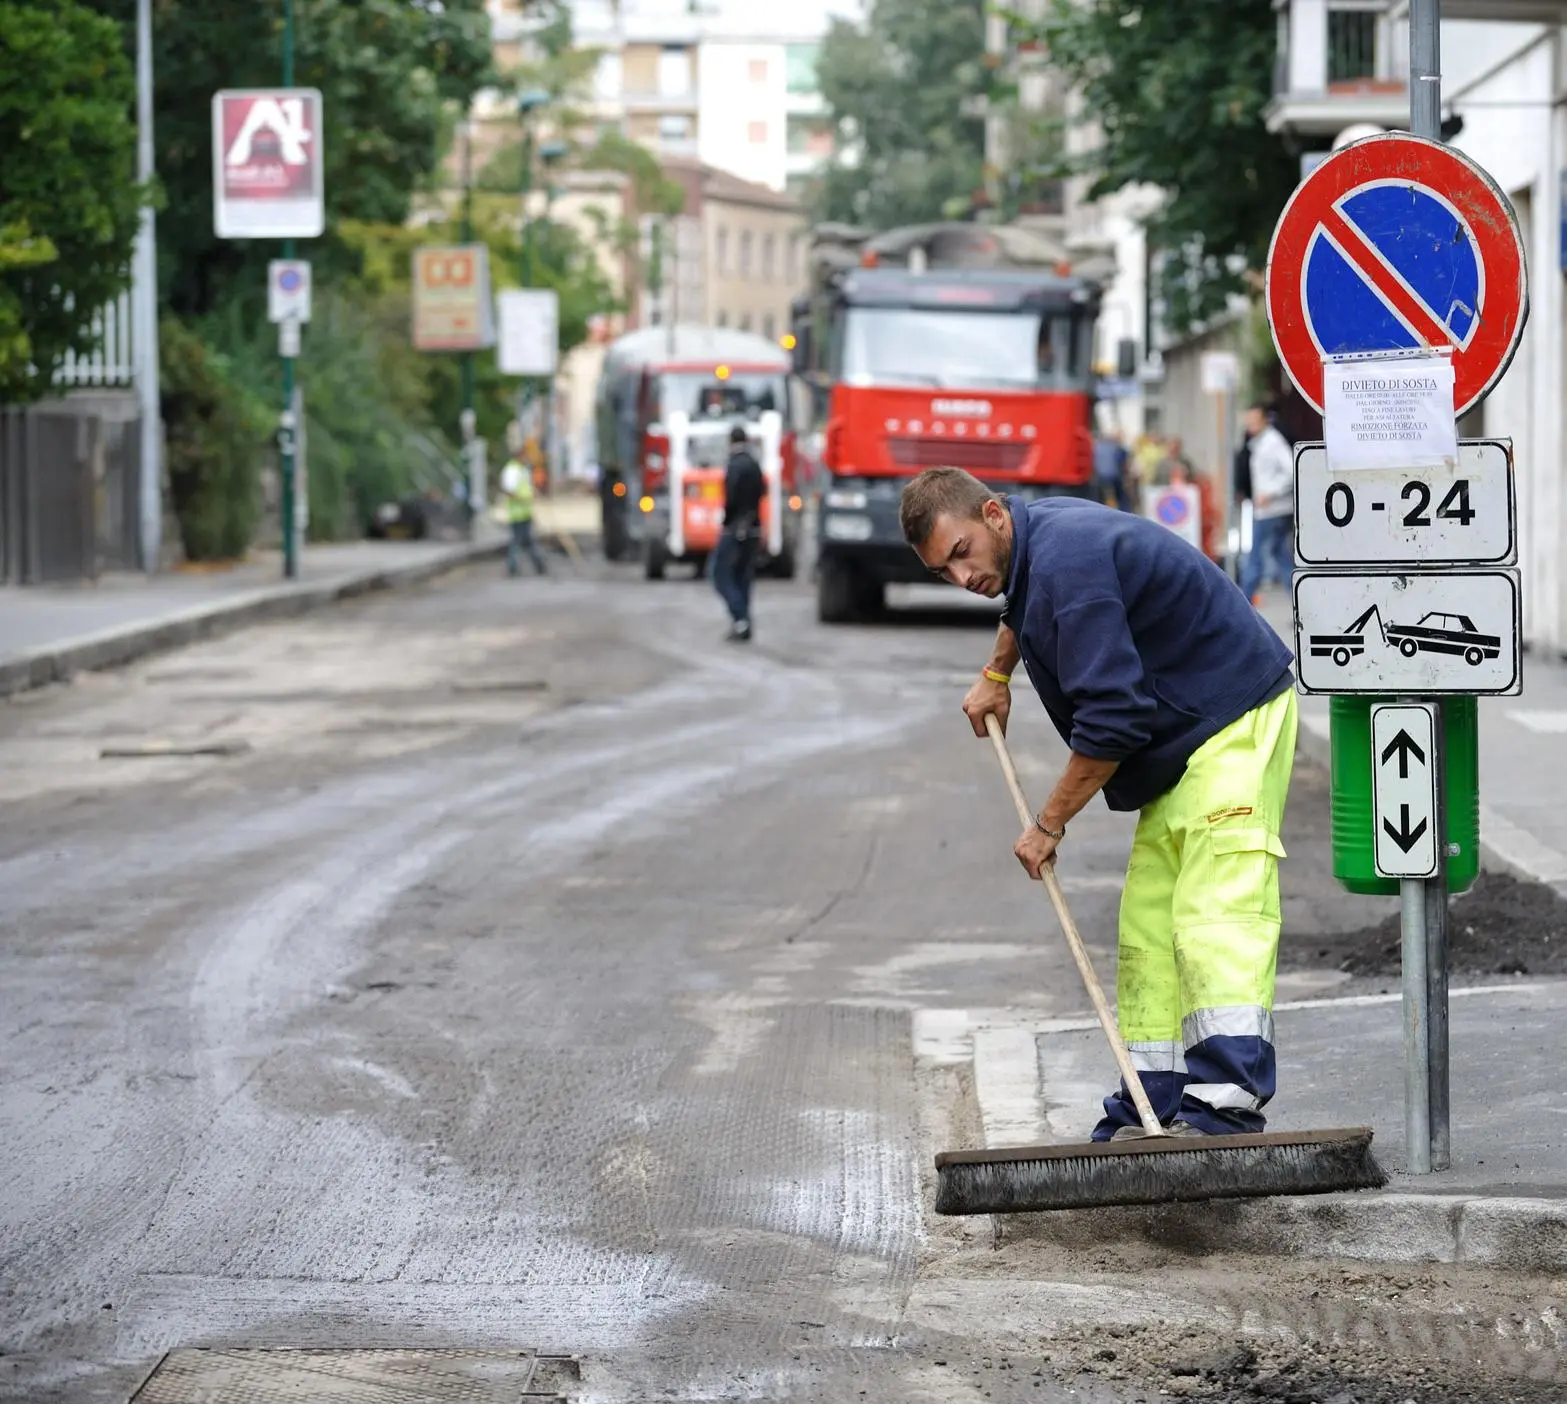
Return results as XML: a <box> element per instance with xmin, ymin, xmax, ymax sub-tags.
<box><xmin>1015</xmin><ymin>0</ymin><xmax>1296</xmax><ymax>329</ymax></box>
<box><xmin>814</xmin><ymin>0</ymin><xmax>991</xmax><ymax>230</ymax></box>
<box><xmin>86</xmin><ymin>0</ymin><xmax>496</xmax><ymax>319</ymax></box>
<box><xmin>0</xmin><ymin>0</ymin><xmax>141</xmax><ymax>402</ymax></box>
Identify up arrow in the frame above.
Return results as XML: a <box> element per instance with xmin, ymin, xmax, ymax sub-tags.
<box><xmin>1380</xmin><ymin>728</ymin><xmax>1427</xmax><ymax>780</ymax></box>
<box><xmin>1383</xmin><ymin>803</ymin><xmax>1430</xmax><ymax>854</ymax></box>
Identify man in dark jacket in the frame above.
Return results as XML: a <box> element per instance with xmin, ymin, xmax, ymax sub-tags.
<box><xmin>713</xmin><ymin>425</ymin><xmax>765</xmax><ymax>641</ymax></box>
<box><xmin>900</xmin><ymin>467</ymin><xmax>1298</xmax><ymax>1141</ymax></box>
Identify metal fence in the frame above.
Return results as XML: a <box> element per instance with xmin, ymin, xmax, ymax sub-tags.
<box><xmin>0</xmin><ymin>406</ymin><xmax>142</xmax><ymax>584</ymax></box>
<box><xmin>51</xmin><ymin>291</ymin><xmax>135</xmax><ymax>390</ymax></box>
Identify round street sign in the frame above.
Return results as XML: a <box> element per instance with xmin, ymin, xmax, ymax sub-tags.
<box><xmin>1265</xmin><ymin>133</ymin><xmax>1528</xmax><ymax>417</ymax></box>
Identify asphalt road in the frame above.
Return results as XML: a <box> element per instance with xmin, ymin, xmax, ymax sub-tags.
<box><xmin>2</xmin><ymin>556</ymin><xmax>1562</xmax><ymax>1403</ymax></box>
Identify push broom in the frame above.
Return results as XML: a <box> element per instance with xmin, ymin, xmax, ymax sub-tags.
<box><xmin>933</xmin><ymin>715</ymin><xmax>1386</xmax><ymax>1215</ymax></box>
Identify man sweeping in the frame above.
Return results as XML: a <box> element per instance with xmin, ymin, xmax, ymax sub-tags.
<box><xmin>901</xmin><ymin>467</ymin><xmax>1298</xmax><ymax>1141</ymax></box>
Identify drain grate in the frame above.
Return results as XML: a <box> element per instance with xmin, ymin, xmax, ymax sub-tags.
<box><xmin>130</xmin><ymin>1348</ymin><xmax>580</xmax><ymax>1402</ymax></box>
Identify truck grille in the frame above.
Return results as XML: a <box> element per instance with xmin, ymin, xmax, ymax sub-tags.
<box><xmin>886</xmin><ymin>437</ymin><xmax>1031</xmax><ymax>473</ymax></box>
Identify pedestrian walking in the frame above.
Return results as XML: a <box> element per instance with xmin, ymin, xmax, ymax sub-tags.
<box><xmin>712</xmin><ymin>425</ymin><xmax>764</xmax><ymax>642</ymax></box>
<box><xmin>900</xmin><ymin>467</ymin><xmax>1297</xmax><ymax>1140</ymax></box>
<box><xmin>1239</xmin><ymin>402</ymin><xmax>1295</xmax><ymax>605</ymax></box>
<box><xmin>1091</xmin><ymin>428</ymin><xmax>1132</xmax><ymax>511</ymax></box>
<box><xmin>499</xmin><ymin>452</ymin><xmax>547</xmax><ymax>578</ymax></box>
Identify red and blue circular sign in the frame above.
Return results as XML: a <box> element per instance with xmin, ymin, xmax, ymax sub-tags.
<box><xmin>1155</xmin><ymin>491</ymin><xmax>1190</xmax><ymax>527</ymax></box>
<box><xmin>1266</xmin><ymin>133</ymin><xmax>1527</xmax><ymax>417</ymax></box>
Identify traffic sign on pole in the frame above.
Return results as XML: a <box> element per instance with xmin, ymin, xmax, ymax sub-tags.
<box><xmin>1293</xmin><ymin>439</ymin><xmax>1516</xmax><ymax>567</ymax></box>
<box><xmin>1294</xmin><ymin>568</ymin><xmax>1521</xmax><ymax>695</ymax></box>
<box><xmin>1371</xmin><ymin>704</ymin><xmax>1441</xmax><ymax>879</ymax></box>
<box><xmin>267</xmin><ymin>259</ymin><xmax>312</xmax><ymax>323</ymax></box>
<box><xmin>1265</xmin><ymin>132</ymin><xmax>1528</xmax><ymax>418</ymax></box>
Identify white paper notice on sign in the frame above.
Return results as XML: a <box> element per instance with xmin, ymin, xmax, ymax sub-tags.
<box><xmin>1322</xmin><ymin>351</ymin><xmax>1458</xmax><ymax>472</ymax></box>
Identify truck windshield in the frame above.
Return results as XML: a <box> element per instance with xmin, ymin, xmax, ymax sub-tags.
<box><xmin>840</xmin><ymin>307</ymin><xmax>1092</xmax><ymax>392</ymax></box>
<box><xmin>658</xmin><ymin>371</ymin><xmax>785</xmax><ymax>422</ymax></box>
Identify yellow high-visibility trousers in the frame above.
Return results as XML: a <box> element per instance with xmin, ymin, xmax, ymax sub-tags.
<box><xmin>1093</xmin><ymin>687</ymin><xmax>1298</xmax><ymax>1139</ymax></box>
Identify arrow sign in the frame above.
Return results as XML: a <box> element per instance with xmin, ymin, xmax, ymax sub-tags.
<box><xmin>1383</xmin><ymin>803</ymin><xmax>1430</xmax><ymax>854</ymax></box>
<box><xmin>1370</xmin><ymin>703</ymin><xmax>1440</xmax><ymax>879</ymax></box>
<box><xmin>1380</xmin><ymin>728</ymin><xmax>1426</xmax><ymax>780</ymax></box>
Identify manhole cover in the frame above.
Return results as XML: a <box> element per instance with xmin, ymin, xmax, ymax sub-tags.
<box><xmin>130</xmin><ymin>1349</ymin><xmax>579</xmax><ymax>1402</ymax></box>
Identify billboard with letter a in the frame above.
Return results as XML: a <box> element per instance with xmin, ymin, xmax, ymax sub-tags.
<box><xmin>212</xmin><ymin>89</ymin><xmax>325</xmax><ymax>239</ymax></box>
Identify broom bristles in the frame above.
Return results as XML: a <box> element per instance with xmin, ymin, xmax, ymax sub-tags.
<box><xmin>934</xmin><ymin>1127</ymin><xmax>1386</xmax><ymax>1214</ymax></box>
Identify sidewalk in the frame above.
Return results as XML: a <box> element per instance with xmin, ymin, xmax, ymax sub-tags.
<box><xmin>0</xmin><ymin>535</ymin><xmax>507</xmax><ymax>698</ymax></box>
<box><xmin>1258</xmin><ymin>591</ymin><xmax>1567</xmax><ymax>891</ymax></box>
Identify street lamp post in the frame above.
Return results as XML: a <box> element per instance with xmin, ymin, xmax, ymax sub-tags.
<box><xmin>279</xmin><ymin>0</ymin><xmax>299</xmax><ymax>579</ymax></box>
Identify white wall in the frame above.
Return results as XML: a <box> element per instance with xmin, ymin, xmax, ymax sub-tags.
<box><xmin>697</xmin><ymin>42</ymin><xmax>788</xmax><ymax>190</ymax></box>
<box><xmin>1447</xmin><ymin>26</ymin><xmax>1563</xmax><ymax>654</ymax></box>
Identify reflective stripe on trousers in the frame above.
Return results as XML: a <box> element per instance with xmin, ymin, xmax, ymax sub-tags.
<box><xmin>1092</xmin><ymin>688</ymin><xmax>1297</xmax><ymax>1140</ymax></box>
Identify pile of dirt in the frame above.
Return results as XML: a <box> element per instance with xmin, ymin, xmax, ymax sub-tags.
<box><xmin>1282</xmin><ymin>869</ymin><xmax>1567</xmax><ymax>978</ymax></box>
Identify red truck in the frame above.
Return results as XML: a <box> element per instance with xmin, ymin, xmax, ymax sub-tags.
<box><xmin>593</xmin><ymin>325</ymin><xmax>805</xmax><ymax>579</ymax></box>
<box><xmin>791</xmin><ymin>222</ymin><xmax>1104</xmax><ymax>622</ymax></box>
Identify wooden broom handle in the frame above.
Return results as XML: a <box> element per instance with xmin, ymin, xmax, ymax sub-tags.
<box><xmin>984</xmin><ymin>714</ymin><xmax>1165</xmax><ymax>1138</ymax></box>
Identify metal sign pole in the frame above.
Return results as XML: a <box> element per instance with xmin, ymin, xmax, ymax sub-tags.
<box><xmin>1404</xmin><ymin>0</ymin><xmax>1448</xmax><ymax>1175</ymax></box>
<box><xmin>279</xmin><ymin>0</ymin><xmax>299</xmax><ymax>580</ymax></box>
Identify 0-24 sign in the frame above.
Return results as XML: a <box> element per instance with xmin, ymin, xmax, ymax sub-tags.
<box><xmin>1294</xmin><ymin>439</ymin><xmax>1515</xmax><ymax>568</ymax></box>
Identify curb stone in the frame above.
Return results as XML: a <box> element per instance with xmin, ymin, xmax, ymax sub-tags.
<box><xmin>995</xmin><ymin>1190</ymin><xmax>1567</xmax><ymax>1271</ymax></box>
<box><xmin>0</xmin><ymin>538</ymin><xmax>508</xmax><ymax>700</ymax></box>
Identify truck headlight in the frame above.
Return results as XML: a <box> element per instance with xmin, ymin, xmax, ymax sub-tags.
<box><xmin>824</xmin><ymin>513</ymin><xmax>873</xmax><ymax>542</ymax></box>
<box><xmin>824</xmin><ymin>488</ymin><xmax>868</xmax><ymax>510</ymax></box>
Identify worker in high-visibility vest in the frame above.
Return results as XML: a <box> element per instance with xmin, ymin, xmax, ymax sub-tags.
<box><xmin>498</xmin><ymin>453</ymin><xmax>547</xmax><ymax>578</ymax></box>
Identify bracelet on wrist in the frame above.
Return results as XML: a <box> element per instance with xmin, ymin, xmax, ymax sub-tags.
<box><xmin>982</xmin><ymin>667</ymin><xmax>1012</xmax><ymax>685</ymax></box>
<box><xmin>1034</xmin><ymin>816</ymin><xmax>1066</xmax><ymax>841</ymax></box>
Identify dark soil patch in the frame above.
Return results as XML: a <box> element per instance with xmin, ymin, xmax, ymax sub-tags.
<box><xmin>1281</xmin><ymin>869</ymin><xmax>1567</xmax><ymax>978</ymax></box>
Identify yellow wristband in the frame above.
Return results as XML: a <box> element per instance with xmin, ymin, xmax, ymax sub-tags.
<box><xmin>982</xmin><ymin>668</ymin><xmax>1012</xmax><ymax>685</ymax></box>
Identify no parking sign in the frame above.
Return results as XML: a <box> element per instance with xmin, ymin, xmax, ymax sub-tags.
<box><xmin>1144</xmin><ymin>483</ymin><xmax>1202</xmax><ymax>551</ymax></box>
<box><xmin>1265</xmin><ymin>133</ymin><xmax>1527</xmax><ymax>418</ymax></box>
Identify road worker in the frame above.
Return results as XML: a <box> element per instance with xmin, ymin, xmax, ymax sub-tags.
<box><xmin>900</xmin><ymin>468</ymin><xmax>1298</xmax><ymax>1139</ymax></box>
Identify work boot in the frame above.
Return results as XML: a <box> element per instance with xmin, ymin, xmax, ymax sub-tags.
<box><xmin>1109</xmin><ymin>1120</ymin><xmax>1208</xmax><ymax>1141</ymax></box>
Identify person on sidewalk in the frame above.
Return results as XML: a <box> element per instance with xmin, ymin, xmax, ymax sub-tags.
<box><xmin>499</xmin><ymin>452</ymin><xmax>547</xmax><ymax>578</ymax></box>
<box><xmin>900</xmin><ymin>467</ymin><xmax>1298</xmax><ymax>1140</ymax></box>
<box><xmin>1240</xmin><ymin>403</ymin><xmax>1294</xmax><ymax>605</ymax></box>
<box><xmin>712</xmin><ymin>425</ymin><xmax>764</xmax><ymax>642</ymax></box>
<box><xmin>1092</xmin><ymin>428</ymin><xmax>1132</xmax><ymax>512</ymax></box>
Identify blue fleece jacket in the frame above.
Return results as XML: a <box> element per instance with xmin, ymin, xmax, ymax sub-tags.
<box><xmin>1000</xmin><ymin>496</ymin><xmax>1294</xmax><ymax>812</ymax></box>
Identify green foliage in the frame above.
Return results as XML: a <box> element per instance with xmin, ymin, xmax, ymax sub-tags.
<box><xmin>0</xmin><ymin>0</ymin><xmax>141</xmax><ymax>402</ymax></box>
<box><xmin>159</xmin><ymin>317</ymin><xmax>267</xmax><ymax>560</ymax></box>
<box><xmin>84</xmin><ymin>0</ymin><xmax>496</xmax><ymax>319</ymax></box>
<box><xmin>1016</xmin><ymin>0</ymin><xmax>1297</xmax><ymax>330</ymax></box>
<box><xmin>813</xmin><ymin>0</ymin><xmax>990</xmax><ymax>228</ymax></box>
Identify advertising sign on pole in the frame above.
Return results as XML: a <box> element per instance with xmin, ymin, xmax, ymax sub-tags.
<box><xmin>212</xmin><ymin>89</ymin><xmax>325</xmax><ymax>239</ymax></box>
<box><xmin>497</xmin><ymin>289</ymin><xmax>560</xmax><ymax>376</ymax></box>
<box><xmin>412</xmin><ymin>246</ymin><xmax>495</xmax><ymax>352</ymax></box>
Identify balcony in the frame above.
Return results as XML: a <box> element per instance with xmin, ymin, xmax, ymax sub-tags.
<box><xmin>1267</xmin><ymin>0</ymin><xmax>1410</xmax><ymax>137</ymax></box>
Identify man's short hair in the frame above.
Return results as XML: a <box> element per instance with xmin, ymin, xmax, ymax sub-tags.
<box><xmin>899</xmin><ymin>467</ymin><xmax>1000</xmax><ymax>547</ymax></box>
<box><xmin>1248</xmin><ymin>400</ymin><xmax>1272</xmax><ymax>416</ymax></box>
<box><xmin>729</xmin><ymin>425</ymin><xmax>749</xmax><ymax>445</ymax></box>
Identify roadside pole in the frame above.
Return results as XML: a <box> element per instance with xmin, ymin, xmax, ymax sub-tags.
<box><xmin>460</xmin><ymin>118</ymin><xmax>479</xmax><ymax>537</ymax></box>
<box><xmin>133</xmin><ymin>0</ymin><xmax>162</xmax><ymax>575</ymax></box>
<box><xmin>1265</xmin><ymin>0</ymin><xmax>1529</xmax><ymax>1175</ymax></box>
<box><xmin>280</xmin><ymin>0</ymin><xmax>298</xmax><ymax>579</ymax></box>
<box><xmin>1402</xmin><ymin>0</ymin><xmax>1447</xmax><ymax>1175</ymax></box>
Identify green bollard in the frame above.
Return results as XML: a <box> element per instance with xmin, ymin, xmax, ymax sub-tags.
<box><xmin>1329</xmin><ymin>694</ymin><xmax>1479</xmax><ymax>897</ymax></box>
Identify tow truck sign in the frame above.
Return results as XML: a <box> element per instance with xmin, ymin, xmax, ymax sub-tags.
<box><xmin>1293</xmin><ymin>568</ymin><xmax>1521</xmax><ymax>695</ymax></box>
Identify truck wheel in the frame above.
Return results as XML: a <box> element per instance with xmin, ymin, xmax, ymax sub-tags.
<box><xmin>602</xmin><ymin>504</ymin><xmax>629</xmax><ymax>561</ymax></box>
<box><xmin>1332</xmin><ymin>646</ymin><xmax>1351</xmax><ymax>667</ymax></box>
<box><xmin>856</xmin><ymin>575</ymin><xmax>886</xmax><ymax>617</ymax></box>
<box><xmin>817</xmin><ymin>558</ymin><xmax>859</xmax><ymax>623</ymax></box>
<box><xmin>644</xmin><ymin>536</ymin><xmax>667</xmax><ymax>581</ymax></box>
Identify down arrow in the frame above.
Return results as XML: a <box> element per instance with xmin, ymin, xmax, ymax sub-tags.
<box><xmin>1380</xmin><ymin>728</ymin><xmax>1427</xmax><ymax>780</ymax></box>
<box><xmin>1383</xmin><ymin>804</ymin><xmax>1429</xmax><ymax>854</ymax></box>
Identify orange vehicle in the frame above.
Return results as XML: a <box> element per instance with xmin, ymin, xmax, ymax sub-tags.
<box><xmin>792</xmin><ymin>223</ymin><xmax>1105</xmax><ymax>622</ymax></box>
<box><xmin>593</xmin><ymin>326</ymin><xmax>805</xmax><ymax>579</ymax></box>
